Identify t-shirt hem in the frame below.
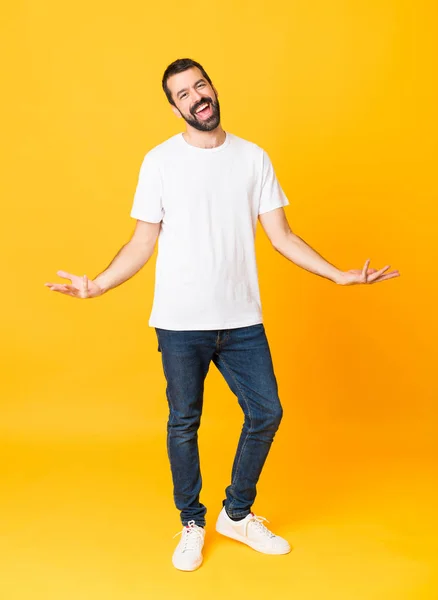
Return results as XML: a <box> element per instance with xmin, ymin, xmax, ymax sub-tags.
<box><xmin>148</xmin><ymin>316</ymin><xmax>264</xmax><ymax>331</ymax></box>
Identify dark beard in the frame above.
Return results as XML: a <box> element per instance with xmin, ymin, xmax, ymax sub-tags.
<box><xmin>180</xmin><ymin>96</ymin><xmax>221</xmax><ymax>132</ymax></box>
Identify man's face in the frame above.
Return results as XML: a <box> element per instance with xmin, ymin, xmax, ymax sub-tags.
<box><xmin>167</xmin><ymin>67</ymin><xmax>221</xmax><ymax>132</ymax></box>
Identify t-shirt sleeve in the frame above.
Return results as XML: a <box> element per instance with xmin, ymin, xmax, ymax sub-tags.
<box><xmin>130</xmin><ymin>151</ymin><xmax>164</xmax><ymax>223</ymax></box>
<box><xmin>258</xmin><ymin>149</ymin><xmax>290</xmax><ymax>215</ymax></box>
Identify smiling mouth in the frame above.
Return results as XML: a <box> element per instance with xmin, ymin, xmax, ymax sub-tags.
<box><xmin>194</xmin><ymin>102</ymin><xmax>213</xmax><ymax>119</ymax></box>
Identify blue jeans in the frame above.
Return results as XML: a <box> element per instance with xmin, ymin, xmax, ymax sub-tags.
<box><xmin>155</xmin><ymin>323</ymin><xmax>283</xmax><ymax>527</ymax></box>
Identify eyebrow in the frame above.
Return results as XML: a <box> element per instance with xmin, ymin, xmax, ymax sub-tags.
<box><xmin>176</xmin><ymin>78</ymin><xmax>206</xmax><ymax>99</ymax></box>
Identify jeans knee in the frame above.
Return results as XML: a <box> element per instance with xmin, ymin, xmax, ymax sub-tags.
<box><xmin>168</xmin><ymin>412</ymin><xmax>201</xmax><ymax>436</ymax></box>
<box><xmin>265</xmin><ymin>402</ymin><xmax>283</xmax><ymax>432</ymax></box>
<box><xmin>253</xmin><ymin>403</ymin><xmax>283</xmax><ymax>434</ymax></box>
<box><xmin>272</xmin><ymin>404</ymin><xmax>283</xmax><ymax>429</ymax></box>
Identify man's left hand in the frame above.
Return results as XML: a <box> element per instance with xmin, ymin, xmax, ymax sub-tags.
<box><xmin>337</xmin><ymin>259</ymin><xmax>400</xmax><ymax>285</ymax></box>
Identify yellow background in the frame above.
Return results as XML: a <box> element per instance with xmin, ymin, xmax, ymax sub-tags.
<box><xmin>1</xmin><ymin>0</ymin><xmax>437</xmax><ymax>598</ymax></box>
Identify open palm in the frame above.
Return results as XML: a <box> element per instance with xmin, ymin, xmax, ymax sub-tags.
<box><xmin>339</xmin><ymin>259</ymin><xmax>400</xmax><ymax>285</ymax></box>
<box><xmin>44</xmin><ymin>270</ymin><xmax>103</xmax><ymax>298</ymax></box>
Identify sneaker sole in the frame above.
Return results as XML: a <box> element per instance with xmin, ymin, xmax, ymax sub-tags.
<box><xmin>215</xmin><ymin>522</ymin><xmax>291</xmax><ymax>555</ymax></box>
<box><xmin>172</xmin><ymin>556</ymin><xmax>203</xmax><ymax>571</ymax></box>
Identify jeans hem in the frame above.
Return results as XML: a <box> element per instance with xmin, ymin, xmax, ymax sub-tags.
<box><xmin>224</xmin><ymin>506</ymin><xmax>252</xmax><ymax>519</ymax></box>
<box><xmin>182</xmin><ymin>521</ymin><xmax>206</xmax><ymax>527</ymax></box>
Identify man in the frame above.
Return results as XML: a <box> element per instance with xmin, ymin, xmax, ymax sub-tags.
<box><xmin>45</xmin><ymin>58</ymin><xmax>400</xmax><ymax>572</ymax></box>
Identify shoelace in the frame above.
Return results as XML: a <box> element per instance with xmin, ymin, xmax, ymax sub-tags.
<box><xmin>173</xmin><ymin>520</ymin><xmax>204</xmax><ymax>552</ymax></box>
<box><xmin>248</xmin><ymin>514</ymin><xmax>276</xmax><ymax>538</ymax></box>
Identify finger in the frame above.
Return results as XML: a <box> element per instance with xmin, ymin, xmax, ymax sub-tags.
<box><xmin>362</xmin><ymin>259</ymin><xmax>371</xmax><ymax>281</ymax></box>
<box><xmin>82</xmin><ymin>274</ymin><xmax>88</xmax><ymax>298</ymax></box>
<box><xmin>64</xmin><ymin>284</ymin><xmax>80</xmax><ymax>295</ymax></box>
<box><xmin>367</xmin><ymin>265</ymin><xmax>391</xmax><ymax>283</ymax></box>
<box><xmin>59</xmin><ymin>286</ymin><xmax>76</xmax><ymax>296</ymax></box>
<box><xmin>56</xmin><ymin>270</ymin><xmax>75</xmax><ymax>280</ymax></box>
<box><xmin>46</xmin><ymin>284</ymin><xmax>70</xmax><ymax>293</ymax></box>
<box><xmin>368</xmin><ymin>271</ymin><xmax>400</xmax><ymax>283</ymax></box>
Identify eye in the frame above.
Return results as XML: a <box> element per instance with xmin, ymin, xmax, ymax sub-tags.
<box><xmin>181</xmin><ymin>93</ymin><xmax>188</xmax><ymax>99</ymax></box>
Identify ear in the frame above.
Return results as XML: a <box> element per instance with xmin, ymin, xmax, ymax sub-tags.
<box><xmin>171</xmin><ymin>104</ymin><xmax>182</xmax><ymax>119</ymax></box>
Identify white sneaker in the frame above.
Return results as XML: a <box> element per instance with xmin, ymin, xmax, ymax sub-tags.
<box><xmin>172</xmin><ymin>520</ymin><xmax>205</xmax><ymax>571</ymax></box>
<box><xmin>215</xmin><ymin>507</ymin><xmax>291</xmax><ymax>555</ymax></box>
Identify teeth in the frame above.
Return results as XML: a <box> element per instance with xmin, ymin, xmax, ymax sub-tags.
<box><xmin>196</xmin><ymin>103</ymin><xmax>209</xmax><ymax>113</ymax></box>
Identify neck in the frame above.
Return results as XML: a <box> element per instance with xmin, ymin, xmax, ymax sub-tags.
<box><xmin>182</xmin><ymin>126</ymin><xmax>226</xmax><ymax>149</ymax></box>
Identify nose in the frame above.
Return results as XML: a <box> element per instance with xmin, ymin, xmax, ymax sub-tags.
<box><xmin>190</xmin><ymin>89</ymin><xmax>204</xmax><ymax>106</ymax></box>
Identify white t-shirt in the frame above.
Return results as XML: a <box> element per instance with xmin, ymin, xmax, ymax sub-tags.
<box><xmin>130</xmin><ymin>131</ymin><xmax>289</xmax><ymax>330</ymax></box>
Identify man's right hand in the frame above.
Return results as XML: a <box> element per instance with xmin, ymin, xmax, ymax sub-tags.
<box><xmin>44</xmin><ymin>271</ymin><xmax>103</xmax><ymax>298</ymax></box>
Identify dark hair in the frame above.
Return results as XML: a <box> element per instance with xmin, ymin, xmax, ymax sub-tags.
<box><xmin>162</xmin><ymin>58</ymin><xmax>213</xmax><ymax>106</ymax></box>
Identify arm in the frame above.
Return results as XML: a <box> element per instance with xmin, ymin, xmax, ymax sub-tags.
<box><xmin>45</xmin><ymin>219</ymin><xmax>161</xmax><ymax>297</ymax></box>
<box><xmin>259</xmin><ymin>207</ymin><xmax>343</xmax><ymax>284</ymax></box>
<box><xmin>94</xmin><ymin>219</ymin><xmax>161</xmax><ymax>293</ymax></box>
<box><xmin>259</xmin><ymin>207</ymin><xmax>400</xmax><ymax>285</ymax></box>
